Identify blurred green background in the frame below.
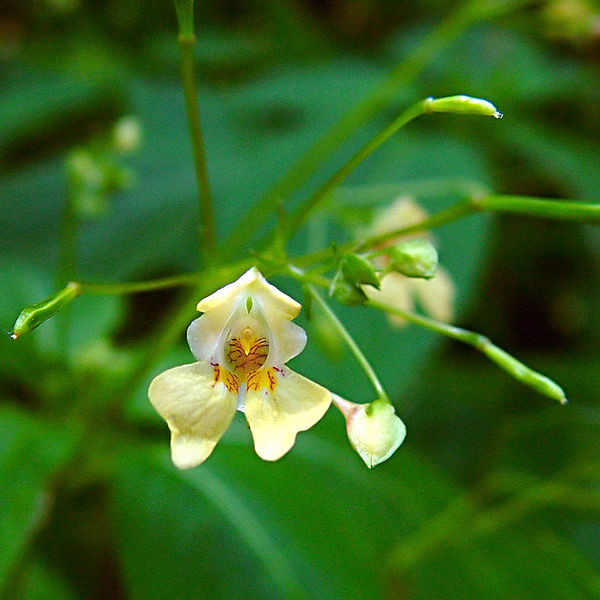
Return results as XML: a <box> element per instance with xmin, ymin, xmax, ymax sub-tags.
<box><xmin>2</xmin><ymin>0</ymin><xmax>600</xmax><ymax>598</ymax></box>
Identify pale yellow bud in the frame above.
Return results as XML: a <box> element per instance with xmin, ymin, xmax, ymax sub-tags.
<box><xmin>333</xmin><ymin>396</ymin><xmax>406</xmax><ymax>468</ymax></box>
<box><xmin>113</xmin><ymin>116</ymin><xmax>142</xmax><ymax>153</ymax></box>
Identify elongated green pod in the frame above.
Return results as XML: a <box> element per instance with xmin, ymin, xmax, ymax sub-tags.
<box><xmin>424</xmin><ymin>95</ymin><xmax>503</xmax><ymax>118</ymax></box>
<box><xmin>11</xmin><ymin>282</ymin><xmax>81</xmax><ymax>339</ymax></box>
<box><xmin>480</xmin><ymin>342</ymin><xmax>567</xmax><ymax>404</ymax></box>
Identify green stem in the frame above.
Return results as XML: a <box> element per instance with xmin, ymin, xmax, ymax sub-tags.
<box><xmin>56</xmin><ymin>194</ymin><xmax>78</xmax><ymax>347</ymax></box>
<box><xmin>175</xmin><ymin>1</ymin><xmax>217</xmax><ymax>258</ymax></box>
<box><xmin>282</xmin><ymin>101</ymin><xmax>429</xmax><ymax>238</ymax></box>
<box><xmin>290</xmin><ymin>269</ymin><xmax>389</xmax><ymax>402</ymax></box>
<box><xmin>78</xmin><ymin>273</ymin><xmax>199</xmax><ymax>295</ymax></box>
<box><xmin>293</xmin><ymin>194</ymin><xmax>600</xmax><ymax>270</ymax></box>
<box><xmin>367</xmin><ymin>299</ymin><xmax>566</xmax><ymax>404</ymax></box>
<box><xmin>477</xmin><ymin>195</ymin><xmax>600</xmax><ymax>222</ymax></box>
<box><xmin>224</xmin><ymin>0</ymin><xmax>532</xmax><ymax>252</ymax></box>
<box><xmin>57</xmin><ymin>200</ymin><xmax>77</xmax><ymax>285</ymax></box>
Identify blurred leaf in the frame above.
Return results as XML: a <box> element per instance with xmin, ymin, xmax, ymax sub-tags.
<box><xmin>12</xmin><ymin>557</ymin><xmax>77</xmax><ymax>600</ymax></box>
<box><xmin>112</xmin><ymin>432</ymin><xmax>460</xmax><ymax>600</ymax></box>
<box><xmin>0</xmin><ymin>64</ymin><xmax>125</xmax><ymax>168</ymax></box>
<box><xmin>0</xmin><ymin>406</ymin><xmax>79</xmax><ymax>593</ymax></box>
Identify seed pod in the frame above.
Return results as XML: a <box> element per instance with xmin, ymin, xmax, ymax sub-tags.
<box><xmin>424</xmin><ymin>95</ymin><xmax>503</xmax><ymax>119</ymax></box>
<box><xmin>11</xmin><ymin>282</ymin><xmax>81</xmax><ymax>339</ymax></box>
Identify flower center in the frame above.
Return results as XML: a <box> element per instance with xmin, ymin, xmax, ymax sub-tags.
<box><xmin>224</xmin><ymin>327</ymin><xmax>269</xmax><ymax>377</ymax></box>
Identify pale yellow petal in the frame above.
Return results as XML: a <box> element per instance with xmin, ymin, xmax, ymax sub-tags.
<box><xmin>148</xmin><ymin>361</ymin><xmax>237</xmax><ymax>469</ymax></box>
<box><xmin>244</xmin><ymin>367</ymin><xmax>331</xmax><ymax>461</ymax></box>
<box><xmin>364</xmin><ymin>272</ymin><xmax>414</xmax><ymax>327</ymax></box>
<box><xmin>187</xmin><ymin>312</ymin><xmax>226</xmax><ymax>361</ymax></box>
<box><xmin>266</xmin><ymin>319</ymin><xmax>306</xmax><ymax>363</ymax></box>
<box><xmin>197</xmin><ymin>267</ymin><xmax>301</xmax><ymax>320</ymax></box>
<box><xmin>410</xmin><ymin>266</ymin><xmax>455</xmax><ymax>323</ymax></box>
<box><xmin>369</xmin><ymin>196</ymin><xmax>429</xmax><ymax>237</ymax></box>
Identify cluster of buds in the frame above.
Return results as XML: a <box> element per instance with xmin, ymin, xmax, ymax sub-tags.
<box><xmin>329</xmin><ymin>199</ymin><xmax>445</xmax><ymax>317</ymax></box>
<box><xmin>66</xmin><ymin>115</ymin><xmax>142</xmax><ymax>219</ymax></box>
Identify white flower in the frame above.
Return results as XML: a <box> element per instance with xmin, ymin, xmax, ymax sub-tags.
<box><xmin>333</xmin><ymin>395</ymin><xmax>406</xmax><ymax>468</ymax></box>
<box><xmin>364</xmin><ymin>196</ymin><xmax>455</xmax><ymax>326</ymax></box>
<box><xmin>148</xmin><ymin>267</ymin><xmax>331</xmax><ymax>469</ymax></box>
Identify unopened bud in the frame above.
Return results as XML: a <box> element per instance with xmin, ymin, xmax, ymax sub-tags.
<box><xmin>389</xmin><ymin>239</ymin><xmax>438</xmax><ymax>279</ymax></box>
<box><xmin>329</xmin><ymin>269</ymin><xmax>368</xmax><ymax>306</ymax></box>
<box><xmin>424</xmin><ymin>95</ymin><xmax>503</xmax><ymax>119</ymax></box>
<box><xmin>333</xmin><ymin>396</ymin><xmax>406</xmax><ymax>468</ymax></box>
<box><xmin>340</xmin><ymin>253</ymin><xmax>380</xmax><ymax>289</ymax></box>
<box><xmin>11</xmin><ymin>282</ymin><xmax>81</xmax><ymax>339</ymax></box>
<box><xmin>112</xmin><ymin>116</ymin><xmax>142</xmax><ymax>153</ymax></box>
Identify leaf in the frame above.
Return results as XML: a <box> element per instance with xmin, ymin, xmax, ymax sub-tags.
<box><xmin>111</xmin><ymin>428</ymin><xmax>459</xmax><ymax>600</ymax></box>
<box><xmin>12</xmin><ymin>557</ymin><xmax>77</xmax><ymax>600</ymax></box>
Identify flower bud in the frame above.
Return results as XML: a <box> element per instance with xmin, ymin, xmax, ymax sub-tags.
<box><xmin>333</xmin><ymin>396</ymin><xmax>406</xmax><ymax>468</ymax></box>
<box><xmin>329</xmin><ymin>268</ymin><xmax>368</xmax><ymax>306</ymax></box>
<box><xmin>340</xmin><ymin>253</ymin><xmax>380</xmax><ymax>289</ymax></box>
<box><xmin>112</xmin><ymin>116</ymin><xmax>142</xmax><ymax>154</ymax></box>
<box><xmin>424</xmin><ymin>95</ymin><xmax>503</xmax><ymax>119</ymax></box>
<box><xmin>11</xmin><ymin>282</ymin><xmax>81</xmax><ymax>339</ymax></box>
<box><xmin>388</xmin><ymin>238</ymin><xmax>438</xmax><ymax>279</ymax></box>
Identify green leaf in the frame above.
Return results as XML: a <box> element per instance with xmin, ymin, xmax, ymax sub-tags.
<box><xmin>12</xmin><ymin>558</ymin><xmax>77</xmax><ymax>600</ymax></box>
<box><xmin>111</xmin><ymin>428</ymin><xmax>461</xmax><ymax>600</ymax></box>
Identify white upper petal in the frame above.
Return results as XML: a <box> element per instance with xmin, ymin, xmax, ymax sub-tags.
<box><xmin>197</xmin><ymin>267</ymin><xmax>301</xmax><ymax>319</ymax></box>
<box><xmin>188</xmin><ymin>267</ymin><xmax>306</xmax><ymax>364</ymax></box>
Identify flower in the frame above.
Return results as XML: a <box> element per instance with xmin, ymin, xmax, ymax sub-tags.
<box><xmin>148</xmin><ymin>267</ymin><xmax>331</xmax><ymax>469</ymax></box>
<box><xmin>364</xmin><ymin>196</ymin><xmax>455</xmax><ymax>326</ymax></box>
<box><xmin>332</xmin><ymin>395</ymin><xmax>406</xmax><ymax>468</ymax></box>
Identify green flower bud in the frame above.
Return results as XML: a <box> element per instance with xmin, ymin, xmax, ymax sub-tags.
<box><xmin>329</xmin><ymin>268</ymin><xmax>368</xmax><ymax>306</ymax></box>
<box><xmin>388</xmin><ymin>239</ymin><xmax>439</xmax><ymax>279</ymax></box>
<box><xmin>340</xmin><ymin>253</ymin><xmax>380</xmax><ymax>289</ymax></box>
<box><xmin>11</xmin><ymin>282</ymin><xmax>81</xmax><ymax>339</ymax></box>
<box><xmin>424</xmin><ymin>95</ymin><xmax>503</xmax><ymax>119</ymax></box>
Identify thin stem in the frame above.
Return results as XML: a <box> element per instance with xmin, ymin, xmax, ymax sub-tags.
<box><xmin>477</xmin><ymin>195</ymin><xmax>600</xmax><ymax>222</ymax></box>
<box><xmin>78</xmin><ymin>273</ymin><xmax>199</xmax><ymax>295</ymax></box>
<box><xmin>357</xmin><ymin>200</ymin><xmax>476</xmax><ymax>251</ymax></box>
<box><xmin>57</xmin><ymin>201</ymin><xmax>77</xmax><ymax>286</ymax></box>
<box><xmin>224</xmin><ymin>0</ymin><xmax>532</xmax><ymax>252</ymax></box>
<box><xmin>367</xmin><ymin>299</ymin><xmax>566</xmax><ymax>404</ymax></box>
<box><xmin>290</xmin><ymin>268</ymin><xmax>389</xmax><ymax>402</ymax></box>
<box><xmin>282</xmin><ymin>101</ymin><xmax>428</xmax><ymax>239</ymax></box>
<box><xmin>175</xmin><ymin>2</ymin><xmax>217</xmax><ymax>258</ymax></box>
<box><xmin>292</xmin><ymin>194</ymin><xmax>600</xmax><ymax>270</ymax></box>
<box><xmin>56</xmin><ymin>194</ymin><xmax>78</xmax><ymax>348</ymax></box>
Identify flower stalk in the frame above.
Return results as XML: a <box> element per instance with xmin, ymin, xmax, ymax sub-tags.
<box><xmin>281</xmin><ymin>95</ymin><xmax>502</xmax><ymax>241</ymax></box>
<box><xmin>367</xmin><ymin>298</ymin><xmax>567</xmax><ymax>404</ymax></box>
<box><xmin>301</xmin><ymin>279</ymin><xmax>391</xmax><ymax>404</ymax></box>
<box><xmin>174</xmin><ymin>0</ymin><xmax>217</xmax><ymax>258</ymax></box>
